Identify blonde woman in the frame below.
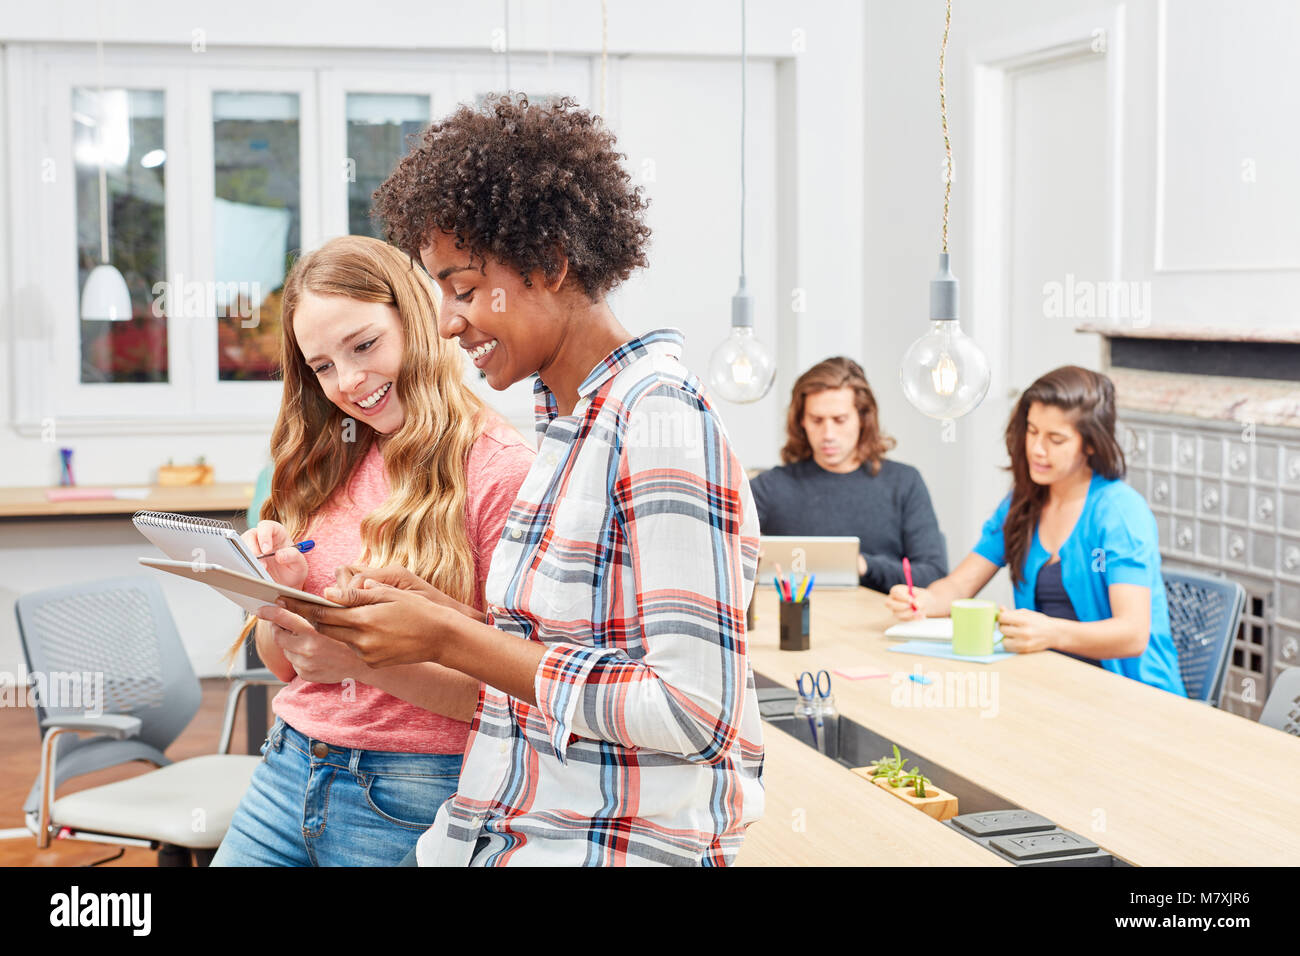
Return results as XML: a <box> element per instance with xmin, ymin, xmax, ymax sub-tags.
<box><xmin>211</xmin><ymin>235</ymin><xmax>534</xmax><ymax>866</ymax></box>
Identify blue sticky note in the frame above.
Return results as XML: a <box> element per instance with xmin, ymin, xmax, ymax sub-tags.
<box><xmin>887</xmin><ymin>640</ymin><xmax>1015</xmax><ymax>665</ymax></box>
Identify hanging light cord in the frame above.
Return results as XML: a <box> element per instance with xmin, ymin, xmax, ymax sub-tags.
<box><xmin>939</xmin><ymin>0</ymin><xmax>952</xmax><ymax>255</ymax></box>
<box><xmin>740</xmin><ymin>0</ymin><xmax>747</xmax><ymax>280</ymax></box>
<box><xmin>600</xmin><ymin>0</ymin><xmax>608</xmax><ymax>115</ymax></box>
<box><xmin>95</xmin><ymin>19</ymin><xmax>109</xmax><ymax>264</ymax></box>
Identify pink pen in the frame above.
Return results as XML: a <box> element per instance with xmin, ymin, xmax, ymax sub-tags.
<box><xmin>774</xmin><ymin>562</ymin><xmax>791</xmax><ymax>602</ymax></box>
<box><xmin>903</xmin><ymin>556</ymin><xmax>917</xmax><ymax>612</ymax></box>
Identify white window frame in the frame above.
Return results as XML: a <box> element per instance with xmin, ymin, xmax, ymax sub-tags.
<box><xmin>188</xmin><ymin>67</ymin><xmax>320</xmax><ymax>419</ymax></box>
<box><xmin>13</xmin><ymin>50</ymin><xmax>194</xmax><ymax>429</ymax></box>
<box><xmin>7</xmin><ymin>45</ymin><xmax>591</xmax><ymax>437</ymax></box>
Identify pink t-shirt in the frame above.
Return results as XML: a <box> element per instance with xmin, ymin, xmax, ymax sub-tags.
<box><xmin>271</xmin><ymin>423</ymin><xmax>535</xmax><ymax>753</ymax></box>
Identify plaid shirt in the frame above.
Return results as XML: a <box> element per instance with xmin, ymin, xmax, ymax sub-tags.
<box><xmin>416</xmin><ymin>328</ymin><xmax>764</xmax><ymax>866</ymax></box>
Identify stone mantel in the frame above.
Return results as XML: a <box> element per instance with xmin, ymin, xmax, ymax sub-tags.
<box><xmin>1078</xmin><ymin>325</ymin><xmax>1300</xmax><ymax>430</ymax></box>
<box><xmin>1104</xmin><ymin>368</ymin><xmax>1300</xmax><ymax>430</ymax></box>
<box><xmin>1077</xmin><ymin>323</ymin><xmax>1300</xmax><ymax>344</ymax></box>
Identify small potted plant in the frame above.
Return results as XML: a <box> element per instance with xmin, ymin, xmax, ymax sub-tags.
<box><xmin>853</xmin><ymin>744</ymin><xmax>958</xmax><ymax>821</ymax></box>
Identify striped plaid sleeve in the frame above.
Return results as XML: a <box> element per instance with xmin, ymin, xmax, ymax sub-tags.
<box><xmin>532</xmin><ymin>384</ymin><xmax>752</xmax><ymax>766</ymax></box>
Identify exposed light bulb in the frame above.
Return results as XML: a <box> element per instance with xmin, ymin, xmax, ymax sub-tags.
<box><xmin>730</xmin><ymin>352</ymin><xmax>754</xmax><ymax>386</ymax></box>
<box><xmin>900</xmin><ymin>254</ymin><xmax>990</xmax><ymax>421</ymax></box>
<box><xmin>931</xmin><ymin>353</ymin><xmax>958</xmax><ymax>395</ymax></box>
<box><xmin>709</xmin><ymin>276</ymin><xmax>775</xmax><ymax>404</ymax></box>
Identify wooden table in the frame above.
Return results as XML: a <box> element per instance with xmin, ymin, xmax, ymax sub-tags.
<box><xmin>0</xmin><ymin>484</ymin><xmax>254</xmax><ymax>519</ymax></box>
<box><xmin>744</xmin><ymin>588</ymin><xmax>1300</xmax><ymax>866</ymax></box>
<box><xmin>735</xmin><ymin>722</ymin><xmax>1007</xmax><ymax>866</ymax></box>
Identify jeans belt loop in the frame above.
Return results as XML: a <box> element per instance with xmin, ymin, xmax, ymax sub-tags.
<box><xmin>349</xmin><ymin>746</ymin><xmax>364</xmax><ymax>783</ymax></box>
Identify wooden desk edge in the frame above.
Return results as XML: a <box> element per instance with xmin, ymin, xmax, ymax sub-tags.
<box><xmin>0</xmin><ymin>484</ymin><xmax>254</xmax><ymax>518</ymax></box>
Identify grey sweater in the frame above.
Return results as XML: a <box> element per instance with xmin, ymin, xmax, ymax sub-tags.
<box><xmin>749</xmin><ymin>458</ymin><xmax>948</xmax><ymax>591</ymax></box>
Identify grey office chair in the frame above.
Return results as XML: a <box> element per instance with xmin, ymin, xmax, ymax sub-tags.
<box><xmin>14</xmin><ymin>575</ymin><xmax>280</xmax><ymax>865</ymax></box>
<box><xmin>1259</xmin><ymin>667</ymin><xmax>1300</xmax><ymax>737</ymax></box>
<box><xmin>1163</xmin><ymin>569</ymin><xmax>1246</xmax><ymax>707</ymax></box>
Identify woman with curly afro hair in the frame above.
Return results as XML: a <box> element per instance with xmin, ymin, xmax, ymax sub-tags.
<box><xmin>267</xmin><ymin>94</ymin><xmax>765</xmax><ymax>866</ymax></box>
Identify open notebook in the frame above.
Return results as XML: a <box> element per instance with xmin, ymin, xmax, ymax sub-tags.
<box><xmin>133</xmin><ymin>511</ymin><xmax>273</xmax><ymax>612</ymax></box>
<box><xmin>884</xmin><ymin>618</ymin><xmax>955</xmax><ymax>642</ymax></box>
<box><xmin>883</xmin><ymin>618</ymin><xmax>1005</xmax><ymax>643</ymax></box>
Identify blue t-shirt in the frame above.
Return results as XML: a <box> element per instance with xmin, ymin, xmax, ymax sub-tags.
<box><xmin>972</xmin><ymin>473</ymin><xmax>1186</xmax><ymax>696</ymax></box>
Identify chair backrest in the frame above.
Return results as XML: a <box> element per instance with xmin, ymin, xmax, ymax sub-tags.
<box><xmin>14</xmin><ymin>575</ymin><xmax>201</xmax><ymax>754</ymax></box>
<box><xmin>1260</xmin><ymin>667</ymin><xmax>1300</xmax><ymax>736</ymax></box>
<box><xmin>248</xmin><ymin>462</ymin><xmax>272</xmax><ymax>527</ymax></box>
<box><xmin>1163</xmin><ymin>569</ymin><xmax>1245</xmax><ymax>706</ymax></box>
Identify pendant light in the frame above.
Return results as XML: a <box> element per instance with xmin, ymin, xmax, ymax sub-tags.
<box><xmin>899</xmin><ymin>0</ymin><xmax>989</xmax><ymax>424</ymax></box>
<box><xmin>80</xmin><ymin>22</ymin><xmax>132</xmax><ymax>323</ymax></box>
<box><xmin>708</xmin><ymin>0</ymin><xmax>776</xmax><ymax>404</ymax></box>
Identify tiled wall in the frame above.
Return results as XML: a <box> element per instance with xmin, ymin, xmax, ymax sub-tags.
<box><xmin>1120</xmin><ymin>411</ymin><xmax>1300</xmax><ymax>719</ymax></box>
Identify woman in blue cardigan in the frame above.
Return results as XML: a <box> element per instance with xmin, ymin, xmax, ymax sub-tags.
<box><xmin>886</xmin><ymin>366</ymin><xmax>1186</xmax><ymax>695</ymax></box>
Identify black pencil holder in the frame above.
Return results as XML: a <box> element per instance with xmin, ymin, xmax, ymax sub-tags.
<box><xmin>778</xmin><ymin>598</ymin><xmax>811</xmax><ymax>651</ymax></box>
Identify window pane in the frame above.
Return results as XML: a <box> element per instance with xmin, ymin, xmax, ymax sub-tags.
<box><xmin>213</xmin><ymin>91</ymin><xmax>300</xmax><ymax>382</ymax></box>
<box><xmin>74</xmin><ymin>88</ymin><xmax>167</xmax><ymax>383</ymax></box>
<box><xmin>346</xmin><ymin>93</ymin><xmax>430</xmax><ymax>238</ymax></box>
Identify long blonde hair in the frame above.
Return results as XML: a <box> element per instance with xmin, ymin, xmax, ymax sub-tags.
<box><xmin>228</xmin><ymin>236</ymin><xmax>489</xmax><ymax>662</ymax></box>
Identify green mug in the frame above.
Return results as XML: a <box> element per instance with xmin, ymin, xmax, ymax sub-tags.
<box><xmin>951</xmin><ymin>599</ymin><xmax>999</xmax><ymax>656</ymax></box>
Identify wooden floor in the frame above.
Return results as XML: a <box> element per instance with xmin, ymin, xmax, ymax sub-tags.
<box><xmin>0</xmin><ymin>678</ymin><xmax>269</xmax><ymax>867</ymax></box>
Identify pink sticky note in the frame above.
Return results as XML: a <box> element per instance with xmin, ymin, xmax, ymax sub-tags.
<box><xmin>834</xmin><ymin>667</ymin><xmax>889</xmax><ymax>680</ymax></box>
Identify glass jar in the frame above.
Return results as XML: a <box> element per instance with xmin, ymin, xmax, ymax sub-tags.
<box><xmin>793</xmin><ymin>692</ymin><xmax>838</xmax><ymax>759</ymax></box>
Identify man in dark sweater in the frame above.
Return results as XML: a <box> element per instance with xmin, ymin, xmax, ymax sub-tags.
<box><xmin>750</xmin><ymin>357</ymin><xmax>948</xmax><ymax>592</ymax></box>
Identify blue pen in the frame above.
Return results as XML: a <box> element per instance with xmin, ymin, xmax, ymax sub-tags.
<box><xmin>804</xmin><ymin>573</ymin><xmax>816</xmax><ymax>599</ymax></box>
<box><xmin>772</xmin><ymin>575</ymin><xmax>785</xmax><ymax>601</ymax></box>
<box><xmin>256</xmin><ymin>539</ymin><xmax>315</xmax><ymax>560</ymax></box>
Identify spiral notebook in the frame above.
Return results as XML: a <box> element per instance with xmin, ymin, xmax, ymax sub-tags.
<box><xmin>133</xmin><ymin>511</ymin><xmax>273</xmax><ymax>612</ymax></box>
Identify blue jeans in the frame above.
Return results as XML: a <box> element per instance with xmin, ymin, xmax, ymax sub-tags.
<box><xmin>212</xmin><ymin>718</ymin><xmax>461</xmax><ymax>867</ymax></box>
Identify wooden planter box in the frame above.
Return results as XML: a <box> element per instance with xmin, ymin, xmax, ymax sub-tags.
<box><xmin>158</xmin><ymin>464</ymin><xmax>214</xmax><ymax>486</ymax></box>
<box><xmin>852</xmin><ymin>766</ymin><xmax>959</xmax><ymax>821</ymax></box>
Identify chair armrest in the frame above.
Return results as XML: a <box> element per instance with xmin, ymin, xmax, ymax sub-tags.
<box><xmin>40</xmin><ymin>714</ymin><xmax>142</xmax><ymax>739</ymax></box>
<box><xmin>217</xmin><ymin>671</ymin><xmax>286</xmax><ymax>755</ymax></box>
<box><xmin>33</xmin><ymin>713</ymin><xmax>144</xmax><ymax>848</ymax></box>
<box><xmin>227</xmin><ymin>668</ymin><xmax>283</xmax><ymax>686</ymax></box>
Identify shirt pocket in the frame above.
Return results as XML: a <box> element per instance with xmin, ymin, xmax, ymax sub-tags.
<box><xmin>530</xmin><ymin>493</ymin><xmax>611</xmax><ymax>623</ymax></box>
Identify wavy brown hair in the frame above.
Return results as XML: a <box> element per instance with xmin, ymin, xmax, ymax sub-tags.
<box><xmin>780</xmin><ymin>357</ymin><xmax>896</xmax><ymax>475</ymax></box>
<box><xmin>226</xmin><ymin>236</ymin><xmax>491</xmax><ymax>663</ymax></box>
<box><xmin>372</xmin><ymin>93</ymin><xmax>651</xmax><ymax>300</ymax></box>
<box><xmin>1002</xmin><ymin>366</ymin><xmax>1126</xmax><ymax>586</ymax></box>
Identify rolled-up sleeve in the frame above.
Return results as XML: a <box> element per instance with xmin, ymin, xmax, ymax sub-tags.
<box><xmin>531</xmin><ymin>384</ymin><xmax>757</xmax><ymax>766</ymax></box>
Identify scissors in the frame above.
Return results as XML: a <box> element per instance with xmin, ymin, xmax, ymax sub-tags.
<box><xmin>797</xmin><ymin>669</ymin><xmax>832</xmax><ymax>698</ymax></box>
<box><xmin>796</xmin><ymin>670</ymin><xmax>832</xmax><ymax>753</ymax></box>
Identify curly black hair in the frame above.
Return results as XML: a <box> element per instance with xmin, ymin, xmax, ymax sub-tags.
<box><xmin>373</xmin><ymin>93</ymin><xmax>652</xmax><ymax>300</ymax></box>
